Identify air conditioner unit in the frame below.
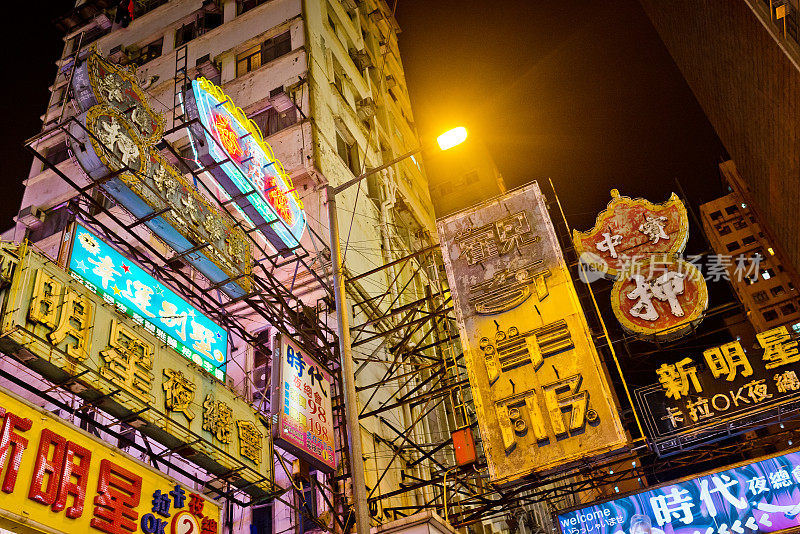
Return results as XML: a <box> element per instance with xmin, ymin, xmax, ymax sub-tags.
<box><xmin>356</xmin><ymin>97</ymin><xmax>377</xmax><ymax>121</ymax></box>
<box><xmin>196</xmin><ymin>54</ymin><xmax>221</xmax><ymax>80</ymax></box>
<box><xmin>109</xmin><ymin>44</ymin><xmax>126</xmax><ymax>63</ymax></box>
<box><xmin>18</xmin><ymin>205</ymin><xmax>46</xmax><ymax>230</ymax></box>
<box><xmin>385</xmin><ymin>75</ymin><xmax>397</xmax><ymax>89</ymax></box>
<box><xmin>349</xmin><ymin>48</ymin><xmax>373</xmax><ymax>71</ymax></box>
<box><xmin>268</xmin><ymin>90</ymin><xmax>295</xmax><ymax>113</ymax></box>
<box><xmin>94</xmin><ymin>13</ymin><xmax>112</xmax><ymax>30</ymax></box>
<box><xmin>340</xmin><ymin>0</ymin><xmax>357</xmax><ymax>10</ymax></box>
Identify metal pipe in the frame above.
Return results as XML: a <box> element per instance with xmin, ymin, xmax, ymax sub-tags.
<box><xmin>326</xmin><ymin>185</ymin><xmax>370</xmax><ymax>534</ymax></box>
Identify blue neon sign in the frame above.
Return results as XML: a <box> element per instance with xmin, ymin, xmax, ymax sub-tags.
<box><xmin>558</xmin><ymin>450</ymin><xmax>800</xmax><ymax>534</ymax></box>
<box><xmin>69</xmin><ymin>223</ymin><xmax>228</xmax><ymax>379</ymax></box>
<box><xmin>183</xmin><ymin>77</ymin><xmax>306</xmax><ymax>251</ymax></box>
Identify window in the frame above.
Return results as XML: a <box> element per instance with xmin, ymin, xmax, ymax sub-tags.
<box><xmin>298</xmin><ymin>480</ymin><xmax>317</xmax><ymax>534</ymax></box>
<box><xmin>771</xmin><ymin>285</ymin><xmax>787</xmax><ymax>297</ymax></box>
<box><xmin>717</xmin><ymin>225</ymin><xmax>732</xmax><ymax>236</ymax></box>
<box><xmin>763</xmin><ymin>309</ymin><xmax>780</xmax><ymax>322</ymax></box>
<box><xmin>726</xmin><ymin>241</ymin><xmax>741</xmax><ymax>252</ymax></box>
<box><xmin>251</xmin><ymin>106</ymin><xmax>297</xmax><ymax>137</ymax></box>
<box><xmin>753</xmin><ymin>291</ymin><xmax>769</xmax><ymax>303</ymax></box>
<box><xmin>251</xmin><ymin>504</ymin><xmax>273</xmax><ymax>534</ymax></box>
<box><xmin>131</xmin><ymin>38</ymin><xmax>164</xmax><ymax>67</ymax></box>
<box><xmin>336</xmin><ymin>132</ymin><xmax>360</xmax><ymax>175</ymax></box>
<box><xmin>331</xmin><ymin>57</ymin><xmax>345</xmax><ymax>97</ymax></box>
<box><xmin>725</xmin><ymin>205</ymin><xmax>739</xmax><ymax>215</ymax></box>
<box><xmin>781</xmin><ymin>303</ymin><xmax>798</xmax><ymax>315</ymax></box>
<box><xmin>710</xmin><ymin>210</ymin><xmax>723</xmax><ymax>220</ymax></box>
<box><xmin>236</xmin><ymin>31</ymin><xmax>292</xmax><ymax>77</ymax></box>
<box><xmin>733</xmin><ymin>217</ymin><xmax>748</xmax><ymax>230</ymax></box>
<box><xmin>742</xmin><ymin>235</ymin><xmax>757</xmax><ymax>245</ymax></box>
<box><xmin>175</xmin><ymin>11</ymin><xmax>223</xmax><ymax>46</ymax></box>
<box><xmin>237</xmin><ymin>0</ymin><xmax>268</xmax><ymax>15</ymax></box>
<box><xmin>762</xmin><ymin>268</ymin><xmax>776</xmax><ymax>280</ymax></box>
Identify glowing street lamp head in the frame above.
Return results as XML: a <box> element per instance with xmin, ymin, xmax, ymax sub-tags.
<box><xmin>437</xmin><ymin>127</ymin><xmax>468</xmax><ymax>151</ymax></box>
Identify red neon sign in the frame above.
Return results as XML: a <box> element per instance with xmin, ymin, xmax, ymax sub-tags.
<box><xmin>213</xmin><ymin>114</ymin><xmax>243</xmax><ymax>159</ymax></box>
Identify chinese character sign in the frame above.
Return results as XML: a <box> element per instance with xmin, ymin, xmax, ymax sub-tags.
<box><xmin>271</xmin><ymin>334</ymin><xmax>336</xmax><ymax>473</ymax></box>
<box><xmin>0</xmin><ymin>246</ymin><xmax>273</xmax><ymax>498</ymax></box>
<box><xmin>69</xmin><ymin>223</ymin><xmax>228</xmax><ymax>380</ymax></box>
<box><xmin>0</xmin><ymin>384</ymin><xmax>220</xmax><ymax>534</ymax></box>
<box><xmin>572</xmin><ymin>189</ymin><xmax>689</xmax><ymax>280</ymax></box>
<box><xmin>636</xmin><ymin>327</ymin><xmax>800</xmax><ymax>451</ymax></box>
<box><xmin>557</xmin><ymin>449</ymin><xmax>800</xmax><ymax>534</ymax></box>
<box><xmin>437</xmin><ymin>181</ymin><xmax>627</xmax><ymax>484</ymax></box>
<box><xmin>610</xmin><ymin>256</ymin><xmax>709</xmax><ymax>342</ymax></box>
<box><xmin>67</xmin><ymin>53</ymin><xmax>251</xmax><ymax>298</ymax></box>
<box><xmin>183</xmin><ymin>77</ymin><xmax>306</xmax><ymax>251</ymax></box>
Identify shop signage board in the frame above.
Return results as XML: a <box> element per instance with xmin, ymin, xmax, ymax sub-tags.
<box><xmin>557</xmin><ymin>448</ymin><xmax>800</xmax><ymax>534</ymax></box>
<box><xmin>183</xmin><ymin>77</ymin><xmax>306</xmax><ymax>252</ymax></box>
<box><xmin>437</xmin><ymin>181</ymin><xmax>627</xmax><ymax>484</ymax></box>
<box><xmin>69</xmin><ymin>223</ymin><xmax>228</xmax><ymax>379</ymax></box>
<box><xmin>573</xmin><ymin>190</ymin><xmax>707</xmax><ymax>343</ymax></box>
<box><xmin>0</xmin><ymin>245</ymin><xmax>273</xmax><ymax>498</ymax></box>
<box><xmin>636</xmin><ymin>327</ymin><xmax>800</xmax><ymax>455</ymax></box>
<box><xmin>0</xmin><ymin>384</ymin><xmax>221</xmax><ymax>534</ymax></box>
<box><xmin>271</xmin><ymin>333</ymin><xmax>336</xmax><ymax>473</ymax></box>
<box><xmin>573</xmin><ymin>189</ymin><xmax>689</xmax><ymax>280</ymax></box>
<box><xmin>610</xmin><ymin>255</ymin><xmax>708</xmax><ymax>342</ymax></box>
<box><xmin>67</xmin><ymin>52</ymin><xmax>251</xmax><ymax>298</ymax></box>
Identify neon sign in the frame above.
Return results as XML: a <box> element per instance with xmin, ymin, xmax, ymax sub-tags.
<box><xmin>70</xmin><ymin>223</ymin><xmax>229</xmax><ymax>379</ymax></box>
<box><xmin>183</xmin><ymin>78</ymin><xmax>306</xmax><ymax>251</ymax></box>
<box><xmin>557</xmin><ymin>448</ymin><xmax>800</xmax><ymax>534</ymax></box>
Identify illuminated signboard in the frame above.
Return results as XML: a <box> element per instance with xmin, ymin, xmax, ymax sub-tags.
<box><xmin>0</xmin><ymin>384</ymin><xmax>221</xmax><ymax>534</ymax></box>
<box><xmin>573</xmin><ymin>190</ymin><xmax>708</xmax><ymax>343</ymax></box>
<box><xmin>68</xmin><ymin>52</ymin><xmax>251</xmax><ymax>298</ymax></box>
<box><xmin>0</xmin><ymin>245</ymin><xmax>274</xmax><ymax>498</ymax></box>
<box><xmin>183</xmin><ymin>77</ymin><xmax>306</xmax><ymax>251</ymax></box>
<box><xmin>573</xmin><ymin>189</ymin><xmax>689</xmax><ymax>280</ymax></box>
<box><xmin>557</xmin><ymin>448</ymin><xmax>800</xmax><ymax>534</ymax></box>
<box><xmin>271</xmin><ymin>333</ymin><xmax>336</xmax><ymax>472</ymax></box>
<box><xmin>69</xmin><ymin>223</ymin><xmax>228</xmax><ymax>379</ymax></box>
<box><xmin>636</xmin><ymin>326</ymin><xmax>800</xmax><ymax>455</ymax></box>
<box><xmin>437</xmin><ymin>181</ymin><xmax>627</xmax><ymax>484</ymax></box>
<box><xmin>610</xmin><ymin>255</ymin><xmax>708</xmax><ymax>342</ymax></box>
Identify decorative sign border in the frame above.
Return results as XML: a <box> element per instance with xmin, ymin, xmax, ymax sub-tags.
<box><xmin>183</xmin><ymin>77</ymin><xmax>306</xmax><ymax>252</ymax></box>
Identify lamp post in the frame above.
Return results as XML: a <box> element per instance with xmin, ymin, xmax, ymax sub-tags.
<box><xmin>327</xmin><ymin>127</ymin><xmax>467</xmax><ymax>534</ymax></box>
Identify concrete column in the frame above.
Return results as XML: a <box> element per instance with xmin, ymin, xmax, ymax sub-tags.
<box><xmin>223</xmin><ymin>0</ymin><xmax>238</xmax><ymax>23</ymax></box>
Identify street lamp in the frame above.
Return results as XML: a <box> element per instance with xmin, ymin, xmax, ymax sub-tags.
<box><xmin>437</xmin><ymin>126</ymin><xmax>468</xmax><ymax>151</ymax></box>
<box><xmin>326</xmin><ymin>128</ymin><xmax>465</xmax><ymax>534</ymax></box>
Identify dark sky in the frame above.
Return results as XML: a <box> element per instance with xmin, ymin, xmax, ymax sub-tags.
<box><xmin>395</xmin><ymin>0</ymin><xmax>729</xmax><ymax>233</ymax></box>
<box><xmin>7</xmin><ymin>0</ymin><xmax>728</xmax><ymax>235</ymax></box>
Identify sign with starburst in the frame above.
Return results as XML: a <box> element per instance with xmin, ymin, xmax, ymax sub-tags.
<box><xmin>70</xmin><ymin>223</ymin><xmax>228</xmax><ymax>379</ymax></box>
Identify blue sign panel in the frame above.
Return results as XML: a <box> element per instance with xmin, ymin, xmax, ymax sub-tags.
<box><xmin>557</xmin><ymin>450</ymin><xmax>800</xmax><ymax>534</ymax></box>
<box><xmin>69</xmin><ymin>223</ymin><xmax>228</xmax><ymax>379</ymax></box>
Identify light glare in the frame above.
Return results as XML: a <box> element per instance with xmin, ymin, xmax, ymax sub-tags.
<box><xmin>437</xmin><ymin>127</ymin><xmax>468</xmax><ymax>150</ymax></box>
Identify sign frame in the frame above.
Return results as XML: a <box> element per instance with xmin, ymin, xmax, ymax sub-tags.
<box><xmin>270</xmin><ymin>332</ymin><xmax>336</xmax><ymax>473</ymax></box>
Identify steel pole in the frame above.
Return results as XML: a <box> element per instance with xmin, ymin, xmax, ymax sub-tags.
<box><xmin>327</xmin><ymin>185</ymin><xmax>371</xmax><ymax>534</ymax></box>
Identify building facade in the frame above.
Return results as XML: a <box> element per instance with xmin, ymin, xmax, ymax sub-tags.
<box><xmin>700</xmin><ymin>161</ymin><xmax>800</xmax><ymax>332</ymax></box>
<box><xmin>4</xmin><ymin>1</ymin><xmax>450</xmax><ymax>534</ymax></box>
<box><xmin>637</xmin><ymin>0</ymin><xmax>800</xmax><ymax>277</ymax></box>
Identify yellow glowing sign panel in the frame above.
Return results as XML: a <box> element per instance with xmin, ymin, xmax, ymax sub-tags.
<box><xmin>0</xmin><ymin>245</ymin><xmax>273</xmax><ymax>498</ymax></box>
<box><xmin>0</xmin><ymin>384</ymin><xmax>220</xmax><ymax>534</ymax></box>
<box><xmin>437</xmin><ymin>182</ymin><xmax>628</xmax><ymax>484</ymax></box>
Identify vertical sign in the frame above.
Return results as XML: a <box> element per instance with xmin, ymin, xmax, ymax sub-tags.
<box><xmin>437</xmin><ymin>182</ymin><xmax>627</xmax><ymax>484</ymax></box>
<box><xmin>271</xmin><ymin>334</ymin><xmax>336</xmax><ymax>473</ymax></box>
